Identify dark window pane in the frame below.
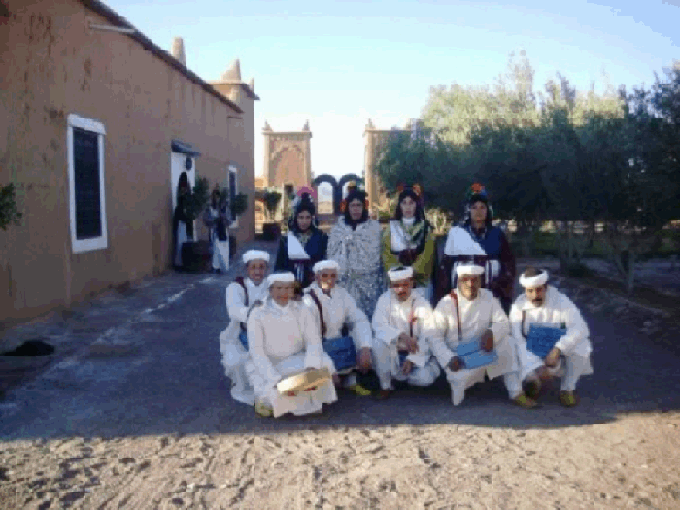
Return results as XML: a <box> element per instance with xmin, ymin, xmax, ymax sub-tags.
<box><xmin>229</xmin><ymin>170</ymin><xmax>236</xmax><ymax>203</ymax></box>
<box><xmin>73</xmin><ymin>127</ymin><xmax>102</xmax><ymax>239</ymax></box>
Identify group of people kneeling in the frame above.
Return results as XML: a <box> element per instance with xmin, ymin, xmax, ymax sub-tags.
<box><xmin>219</xmin><ymin>248</ymin><xmax>594</xmax><ymax>418</ymax></box>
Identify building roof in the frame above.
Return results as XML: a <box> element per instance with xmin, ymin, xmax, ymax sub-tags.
<box><xmin>80</xmin><ymin>0</ymin><xmax>244</xmax><ymax>115</ymax></box>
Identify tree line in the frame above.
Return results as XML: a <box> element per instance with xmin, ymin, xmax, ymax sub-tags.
<box><xmin>375</xmin><ymin>52</ymin><xmax>680</xmax><ymax>292</ymax></box>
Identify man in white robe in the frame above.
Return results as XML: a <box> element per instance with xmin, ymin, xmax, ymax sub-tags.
<box><xmin>303</xmin><ymin>260</ymin><xmax>373</xmax><ymax>396</ymax></box>
<box><xmin>372</xmin><ymin>266</ymin><xmax>441</xmax><ymax>400</ymax></box>
<box><xmin>510</xmin><ymin>267</ymin><xmax>594</xmax><ymax>407</ymax></box>
<box><xmin>245</xmin><ymin>272</ymin><xmax>337</xmax><ymax>418</ymax></box>
<box><xmin>219</xmin><ymin>250</ymin><xmax>270</xmax><ymax>405</ymax></box>
<box><xmin>431</xmin><ymin>263</ymin><xmax>537</xmax><ymax>408</ymax></box>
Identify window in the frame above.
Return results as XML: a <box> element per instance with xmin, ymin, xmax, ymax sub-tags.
<box><xmin>67</xmin><ymin>114</ymin><xmax>108</xmax><ymax>253</ymax></box>
<box><xmin>229</xmin><ymin>165</ymin><xmax>239</xmax><ymax>228</ymax></box>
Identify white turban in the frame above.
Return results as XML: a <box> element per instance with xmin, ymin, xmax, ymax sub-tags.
<box><xmin>388</xmin><ymin>266</ymin><xmax>414</xmax><ymax>282</ymax></box>
<box><xmin>242</xmin><ymin>250</ymin><xmax>270</xmax><ymax>265</ymax></box>
<box><xmin>267</xmin><ymin>272</ymin><xmax>295</xmax><ymax>288</ymax></box>
<box><xmin>519</xmin><ymin>270</ymin><xmax>549</xmax><ymax>288</ymax></box>
<box><xmin>312</xmin><ymin>260</ymin><xmax>339</xmax><ymax>274</ymax></box>
<box><xmin>456</xmin><ymin>263</ymin><xmax>485</xmax><ymax>276</ymax></box>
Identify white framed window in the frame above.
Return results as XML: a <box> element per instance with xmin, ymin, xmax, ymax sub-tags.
<box><xmin>228</xmin><ymin>164</ymin><xmax>239</xmax><ymax>228</ymax></box>
<box><xmin>67</xmin><ymin>114</ymin><xmax>108</xmax><ymax>253</ymax></box>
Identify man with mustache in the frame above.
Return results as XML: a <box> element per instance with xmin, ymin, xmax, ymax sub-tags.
<box><xmin>303</xmin><ymin>259</ymin><xmax>373</xmax><ymax>396</ymax></box>
<box><xmin>510</xmin><ymin>267</ymin><xmax>594</xmax><ymax>407</ymax></box>
<box><xmin>432</xmin><ymin>263</ymin><xmax>536</xmax><ymax>408</ymax></box>
<box><xmin>371</xmin><ymin>266</ymin><xmax>441</xmax><ymax>400</ymax></box>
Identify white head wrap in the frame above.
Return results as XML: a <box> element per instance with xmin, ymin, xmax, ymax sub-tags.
<box><xmin>242</xmin><ymin>250</ymin><xmax>270</xmax><ymax>265</ymax></box>
<box><xmin>388</xmin><ymin>266</ymin><xmax>414</xmax><ymax>282</ymax></box>
<box><xmin>456</xmin><ymin>263</ymin><xmax>485</xmax><ymax>276</ymax></box>
<box><xmin>519</xmin><ymin>270</ymin><xmax>549</xmax><ymax>288</ymax></box>
<box><xmin>312</xmin><ymin>260</ymin><xmax>339</xmax><ymax>274</ymax></box>
<box><xmin>267</xmin><ymin>272</ymin><xmax>295</xmax><ymax>288</ymax></box>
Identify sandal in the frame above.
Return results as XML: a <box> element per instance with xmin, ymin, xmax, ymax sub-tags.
<box><xmin>254</xmin><ymin>401</ymin><xmax>274</xmax><ymax>418</ymax></box>
<box><xmin>513</xmin><ymin>393</ymin><xmax>540</xmax><ymax>409</ymax></box>
<box><xmin>559</xmin><ymin>391</ymin><xmax>578</xmax><ymax>407</ymax></box>
<box><xmin>347</xmin><ymin>384</ymin><xmax>372</xmax><ymax>397</ymax></box>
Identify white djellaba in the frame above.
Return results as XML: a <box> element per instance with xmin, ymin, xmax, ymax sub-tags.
<box><xmin>510</xmin><ymin>271</ymin><xmax>593</xmax><ymax>391</ymax></box>
<box><xmin>431</xmin><ymin>264</ymin><xmax>521</xmax><ymax>406</ymax></box>
<box><xmin>371</xmin><ymin>266</ymin><xmax>441</xmax><ymax>390</ymax></box>
<box><xmin>219</xmin><ymin>250</ymin><xmax>270</xmax><ymax>405</ymax></box>
<box><xmin>245</xmin><ymin>273</ymin><xmax>337</xmax><ymax>417</ymax></box>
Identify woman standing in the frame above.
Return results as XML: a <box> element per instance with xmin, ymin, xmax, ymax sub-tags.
<box><xmin>327</xmin><ymin>184</ymin><xmax>384</xmax><ymax>318</ymax></box>
<box><xmin>382</xmin><ymin>184</ymin><xmax>437</xmax><ymax>302</ymax></box>
<box><xmin>203</xmin><ymin>188</ymin><xmax>232</xmax><ymax>274</ymax></box>
<box><xmin>436</xmin><ymin>183</ymin><xmax>516</xmax><ymax>313</ymax></box>
<box><xmin>173</xmin><ymin>172</ymin><xmax>194</xmax><ymax>269</ymax></box>
<box><xmin>274</xmin><ymin>193</ymin><xmax>328</xmax><ymax>290</ymax></box>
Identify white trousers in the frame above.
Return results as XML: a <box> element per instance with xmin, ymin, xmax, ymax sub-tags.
<box><xmin>525</xmin><ymin>353</ymin><xmax>592</xmax><ymax>392</ymax></box>
<box><xmin>219</xmin><ymin>329</ymin><xmax>254</xmax><ymax>405</ymax></box>
<box><xmin>372</xmin><ymin>340</ymin><xmax>440</xmax><ymax>391</ymax></box>
<box><xmin>212</xmin><ymin>235</ymin><xmax>230</xmax><ymax>271</ymax></box>
<box><xmin>443</xmin><ymin>366</ymin><xmax>522</xmax><ymax>406</ymax></box>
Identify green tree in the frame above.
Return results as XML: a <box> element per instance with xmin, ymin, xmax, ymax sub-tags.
<box><xmin>0</xmin><ymin>183</ymin><xmax>22</xmax><ymax>231</ymax></box>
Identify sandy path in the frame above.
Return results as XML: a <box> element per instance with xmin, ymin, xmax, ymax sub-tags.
<box><xmin>2</xmin><ymin>251</ymin><xmax>680</xmax><ymax>509</ymax></box>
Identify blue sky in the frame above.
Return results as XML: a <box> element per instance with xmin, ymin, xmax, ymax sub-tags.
<box><xmin>105</xmin><ymin>0</ymin><xmax>679</xmax><ymax>179</ymax></box>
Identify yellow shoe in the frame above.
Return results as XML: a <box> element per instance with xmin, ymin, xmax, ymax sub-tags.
<box><xmin>513</xmin><ymin>393</ymin><xmax>540</xmax><ymax>409</ymax></box>
<box><xmin>254</xmin><ymin>401</ymin><xmax>273</xmax><ymax>418</ymax></box>
<box><xmin>347</xmin><ymin>384</ymin><xmax>372</xmax><ymax>397</ymax></box>
<box><xmin>559</xmin><ymin>391</ymin><xmax>578</xmax><ymax>408</ymax></box>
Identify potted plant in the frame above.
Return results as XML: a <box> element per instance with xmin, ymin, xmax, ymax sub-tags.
<box><xmin>262</xmin><ymin>188</ymin><xmax>283</xmax><ymax>240</ymax></box>
<box><xmin>181</xmin><ymin>176</ymin><xmax>212</xmax><ymax>272</ymax></box>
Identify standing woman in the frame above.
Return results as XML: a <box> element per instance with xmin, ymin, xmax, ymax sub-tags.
<box><xmin>274</xmin><ymin>192</ymin><xmax>328</xmax><ymax>291</ymax></box>
<box><xmin>327</xmin><ymin>183</ymin><xmax>384</xmax><ymax>318</ymax></box>
<box><xmin>173</xmin><ymin>172</ymin><xmax>194</xmax><ymax>269</ymax></box>
<box><xmin>203</xmin><ymin>188</ymin><xmax>232</xmax><ymax>274</ymax></box>
<box><xmin>382</xmin><ymin>184</ymin><xmax>437</xmax><ymax>302</ymax></box>
<box><xmin>436</xmin><ymin>183</ymin><xmax>516</xmax><ymax>313</ymax></box>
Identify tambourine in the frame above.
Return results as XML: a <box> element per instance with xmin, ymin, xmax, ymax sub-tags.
<box><xmin>276</xmin><ymin>367</ymin><xmax>331</xmax><ymax>394</ymax></box>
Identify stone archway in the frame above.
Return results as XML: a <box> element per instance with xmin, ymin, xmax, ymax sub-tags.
<box><xmin>312</xmin><ymin>174</ymin><xmax>339</xmax><ymax>215</ymax></box>
<box><xmin>262</xmin><ymin>121</ymin><xmax>312</xmax><ymax>188</ymax></box>
<box><xmin>337</xmin><ymin>174</ymin><xmax>363</xmax><ymax>202</ymax></box>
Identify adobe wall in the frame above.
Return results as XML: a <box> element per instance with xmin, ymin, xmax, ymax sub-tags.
<box><xmin>0</xmin><ymin>0</ymin><xmax>248</xmax><ymax>323</ymax></box>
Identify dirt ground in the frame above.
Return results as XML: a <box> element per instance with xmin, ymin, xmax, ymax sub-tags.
<box><xmin>1</xmin><ymin>247</ymin><xmax>680</xmax><ymax>509</ymax></box>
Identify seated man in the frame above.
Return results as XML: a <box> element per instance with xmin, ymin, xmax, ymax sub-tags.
<box><xmin>303</xmin><ymin>260</ymin><xmax>374</xmax><ymax>396</ymax></box>
<box><xmin>245</xmin><ymin>272</ymin><xmax>338</xmax><ymax>418</ymax></box>
<box><xmin>432</xmin><ymin>263</ymin><xmax>537</xmax><ymax>408</ymax></box>
<box><xmin>511</xmin><ymin>267</ymin><xmax>594</xmax><ymax>407</ymax></box>
<box><xmin>372</xmin><ymin>266</ymin><xmax>441</xmax><ymax>400</ymax></box>
<box><xmin>219</xmin><ymin>250</ymin><xmax>270</xmax><ymax>405</ymax></box>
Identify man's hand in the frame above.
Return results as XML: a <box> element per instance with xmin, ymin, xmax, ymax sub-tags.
<box><xmin>357</xmin><ymin>347</ymin><xmax>372</xmax><ymax>373</ymax></box>
<box><xmin>396</xmin><ymin>333</ymin><xmax>418</xmax><ymax>352</ymax></box>
<box><xmin>481</xmin><ymin>329</ymin><xmax>494</xmax><ymax>352</ymax></box>
<box><xmin>447</xmin><ymin>356</ymin><xmax>463</xmax><ymax>372</ymax></box>
<box><xmin>402</xmin><ymin>360</ymin><xmax>414</xmax><ymax>376</ymax></box>
<box><xmin>544</xmin><ymin>347</ymin><xmax>561</xmax><ymax>367</ymax></box>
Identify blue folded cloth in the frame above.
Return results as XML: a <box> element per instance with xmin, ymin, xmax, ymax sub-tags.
<box><xmin>323</xmin><ymin>336</ymin><xmax>357</xmax><ymax>372</ymax></box>
<box><xmin>525</xmin><ymin>326</ymin><xmax>565</xmax><ymax>359</ymax></box>
<box><xmin>238</xmin><ymin>331</ymin><xmax>249</xmax><ymax>350</ymax></box>
<box><xmin>456</xmin><ymin>339</ymin><xmax>498</xmax><ymax>369</ymax></box>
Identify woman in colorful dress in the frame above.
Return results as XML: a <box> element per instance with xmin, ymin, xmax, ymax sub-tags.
<box><xmin>274</xmin><ymin>192</ymin><xmax>328</xmax><ymax>291</ymax></box>
<box><xmin>436</xmin><ymin>183</ymin><xmax>516</xmax><ymax>313</ymax></box>
<box><xmin>327</xmin><ymin>183</ymin><xmax>384</xmax><ymax>319</ymax></box>
<box><xmin>382</xmin><ymin>184</ymin><xmax>437</xmax><ymax>303</ymax></box>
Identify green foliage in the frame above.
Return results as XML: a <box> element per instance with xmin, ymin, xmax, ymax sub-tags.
<box><xmin>230</xmin><ymin>193</ymin><xmax>249</xmax><ymax>217</ymax></box>
<box><xmin>0</xmin><ymin>183</ymin><xmax>22</xmax><ymax>231</ymax></box>
<box><xmin>378</xmin><ymin>51</ymin><xmax>680</xmax><ymax>291</ymax></box>
<box><xmin>184</xmin><ymin>176</ymin><xmax>210</xmax><ymax>221</ymax></box>
<box><xmin>263</xmin><ymin>189</ymin><xmax>282</xmax><ymax>220</ymax></box>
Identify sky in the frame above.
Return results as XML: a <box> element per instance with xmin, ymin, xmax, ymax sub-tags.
<box><xmin>105</xmin><ymin>0</ymin><xmax>680</xmax><ymax>180</ymax></box>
